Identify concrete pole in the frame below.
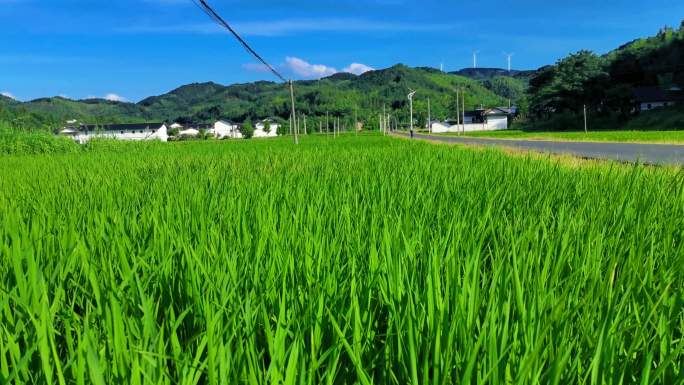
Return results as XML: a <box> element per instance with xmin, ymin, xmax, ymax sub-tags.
<box><xmin>354</xmin><ymin>107</ymin><xmax>358</xmax><ymax>135</ymax></box>
<box><xmin>456</xmin><ymin>88</ymin><xmax>460</xmax><ymax>134</ymax></box>
<box><xmin>584</xmin><ymin>104</ymin><xmax>588</xmax><ymax>133</ymax></box>
<box><xmin>289</xmin><ymin>81</ymin><xmax>298</xmax><ymax>144</ymax></box>
<box><xmin>428</xmin><ymin>97</ymin><xmax>431</xmax><ymax>133</ymax></box>
<box><xmin>410</xmin><ymin>98</ymin><xmax>414</xmax><ymax>132</ymax></box>
<box><xmin>462</xmin><ymin>89</ymin><xmax>466</xmax><ymax>135</ymax></box>
<box><xmin>383</xmin><ymin>104</ymin><xmax>386</xmax><ymax>134</ymax></box>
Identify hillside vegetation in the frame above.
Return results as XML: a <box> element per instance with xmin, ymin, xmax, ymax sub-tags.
<box><xmin>527</xmin><ymin>22</ymin><xmax>684</xmax><ymax>130</ymax></box>
<box><xmin>1</xmin><ymin>65</ymin><xmax>525</xmax><ymax>132</ymax></box>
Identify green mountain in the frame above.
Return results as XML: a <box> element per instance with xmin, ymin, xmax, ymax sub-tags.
<box><xmin>450</xmin><ymin>67</ymin><xmax>538</xmax><ymax>81</ymax></box>
<box><xmin>21</xmin><ymin>97</ymin><xmax>150</xmax><ymax>122</ymax></box>
<box><xmin>1</xmin><ymin>64</ymin><xmax>525</xmax><ymax>132</ymax></box>
<box><xmin>605</xmin><ymin>23</ymin><xmax>684</xmax><ymax>88</ymax></box>
<box><xmin>0</xmin><ymin>95</ymin><xmax>19</xmax><ymax>106</ymax></box>
<box><xmin>526</xmin><ymin>22</ymin><xmax>684</xmax><ymax>127</ymax></box>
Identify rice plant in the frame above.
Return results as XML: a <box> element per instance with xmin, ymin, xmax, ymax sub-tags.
<box><xmin>1</xmin><ymin>134</ymin><xmax>683</xmax><ymax>384</ymax></box>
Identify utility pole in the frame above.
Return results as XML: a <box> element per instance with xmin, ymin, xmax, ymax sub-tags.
<box><xmin>354</xmin><ymin>107</ymin><xmax>358</xmax><ymax>135</ymax></box>
<box><xmin>427</xmin><ymin>97</ymin><xmax>431</xmax><ymax>133</ymax></box>
<box><xmin>304</xmin><ymin>114</ymin><xmax>307</xmax><ymax>135</ymax></box>
<box><xmin>326</xmin><ymin>111</ymin><xmax>329</xmax><ymax>136</ymax></box>
<box><xmin>408</xmin><ymin>88</ymin><xmax>416</xmax><ymax>137</ymax></box>
<box><xmin>461</xmin><ymin>89</ymin><xmax>466</xmax><ymax>135</ymax></box>
<box><xmin>456</xmin><ymin>89</ymin><xmax>460</xmax><ymax>134</ymax></box>
<box><xmin>289</xmin><ymin>81</ymin><xmax>298</xmax><ymax>144</ymax></box>
<box><xmin>383</xmin><ymin>104</ymin><xmax>386</xmax><ymax>134</ymax></box>
<box><xmin>584</xmin><ymin>104</ymin><xmax>588</xmax><ymax>133</ymax></box>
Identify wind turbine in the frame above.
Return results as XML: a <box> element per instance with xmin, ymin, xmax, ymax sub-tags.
<box><xmin>504</xmin><ymin>52</ymin><xmax>515</xmax><ymax>73</ymax></box>
<box><xmin>472</xmin><ymin>50</ymin><xmax>480</xmax><ymax>68</ymax></box>
<box><xmin>408</xmin><ymin>88</ymin><xmax>417</xmax><ymax>134</ymax></box>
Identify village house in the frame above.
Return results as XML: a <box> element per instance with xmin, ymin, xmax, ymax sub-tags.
<box><xmin>177</xmin><ymin>123</ymin><xmax>213</xmax><ymax>138</ymax></box>
<box><xmin>254</xmin><ymin>119</ymin><xmax>279</xmax><ymax>138</ymax></box>
<box><xmin>633</xmin><ymin>86</ymin><xmax>684</xmax><ymax>111</ymax></box>
<box><xmin>59</xmin><ymin>123</ymin><xmax>168</xmax><ymax>143</ymax></box>
<box><xmin>430</xmin><ymin>108</ymin><xmax>510</xmax><ymax>133</ymax></box>
<box><xmin>212</xmin><ymin>120</ymin><xmax>242</xmax><ymax>139</ymax></box>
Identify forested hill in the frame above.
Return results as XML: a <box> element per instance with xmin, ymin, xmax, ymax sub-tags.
<box><xmin>1</xmin><ymin>65</ymin><xmax>525</xmax><ymax>132</ymax></box>
<box><xmin>450</xmin><ymin>68</ymin><xmax>538</xmax><ymax>81</ymax></box>
<box><xmin>527</xmin><ymin>22</ymin><xmax>684</xmax><ymax>129</ymax></box>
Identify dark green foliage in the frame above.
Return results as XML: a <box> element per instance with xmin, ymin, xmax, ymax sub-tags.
<box><xmin>240</xmin><ymin>120</ymin><xmax>254</xmax><ymax>139</ymax></box>
<box><xmin>450</xmin><ymin>67</ymin><xmax>538</xmax><ymax>81</ymax></box>
<box><xmin>529</xmin><ymin>51</ymin><xmax>608</xmax><ymax>118</ymax></box>
<box><xmin>0</xmin><ymin>130</ymin><xmax>79</xmax><ymax>155</ymax></box>
<box><xmin>527</xmin><ymin>22</ymin><xmax>684</xmax><ymax>129</ymax></box>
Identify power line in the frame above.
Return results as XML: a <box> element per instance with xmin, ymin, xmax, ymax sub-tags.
<box><xmin>191</xmin><ymin>0</ymin><xmax>298</xmax><ymax>144</ymax></box>
<box><xmin>191</xmin><ymin>0</ymin><xmax>286</xmax><ymax>82</ymax></box>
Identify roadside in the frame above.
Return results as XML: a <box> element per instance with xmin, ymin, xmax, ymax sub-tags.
<box><xmin>394</xmin><ymin>131</ymin><xmax>684</xmax><ymax>166</ymax></box>
<box><xmin>430</xmin><ymin>129</ymin><xmax>684</xmax><ymax>145</ymax></box>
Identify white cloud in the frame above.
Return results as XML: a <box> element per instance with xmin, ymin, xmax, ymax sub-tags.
<box><xmin>343</xmin><ymin>63</ymin><xmax>374</xmax><ymax>75</ymax></box>
<box><xmin>104</xmin><ymin>93</ymin><xmax>127</xmax><ymax>102</ymax></box>
<box><xmin>243</xmin><ymin>57</ymin><xmax>375</xmax><ymax>79</ymax></box>
<box><xmin>1</xmin><ymin>91</ymin><xmax>16</xmax><ymax>100</ymax></box>
<box><xmin>283</xmin><ymin>57</ymin><xmax>337</xmax><ymax>78</ymax></box>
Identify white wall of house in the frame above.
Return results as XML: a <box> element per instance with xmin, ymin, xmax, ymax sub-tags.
<box><xmin>254</xmin><ymin>122</ymin><xmax>279</xmax><ymax>138</ymax></box>
<box><xmin>640</xmin><ymin>101</ymin><xmax>671</xmax><ymax>111</ymax></box>
<box><xmin>431</xmin><ymin>116</ymin><xmax>508</xmax><ymax>133</ymax></box>
<box><xmin>69</xmin><ymin>125</ymin><xmax>168</xmax><ymax>143</ymax></box>
<box><xmin>486</xmin><ymin>116</ymin><xmax>508</xmax><ymax>130</ymax></box>
<box><xmin>213</xmin><ymin>120</ymin><xmax>242</xmax><ymax>139</ymax></box>
<box><xmin>178</xmin><ymin>128</ymin><xmax>200</xmax><ymax>137</ymax></box>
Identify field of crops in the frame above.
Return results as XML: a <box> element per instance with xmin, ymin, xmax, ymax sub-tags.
<box><xmin>1</xmin><ymin>134</ymin><xmax>683</xmax><ymax>384</ymax></box>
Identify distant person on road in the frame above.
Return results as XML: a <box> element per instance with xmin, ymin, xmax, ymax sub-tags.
<box><xmin>410</xmin><ymin>129</ymin><xmax>414</xmax><ymax>139</ymax></box>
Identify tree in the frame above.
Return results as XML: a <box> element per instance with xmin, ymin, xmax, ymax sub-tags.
<box><xmin>240</xmin><ymin>120</ymin><xmax>254</xmax><ymax>139</ymax></box>
<box><xmin>528</xmin><ymin>51</ymin><xmax>608</xmax><ymax>120</ymax></box>
<box><xmin>549</xmin><ymin>51</ymin><xmax>608</xmax><ymax>113</ymax></box>
<box><xmin>276</xmin><ymin>122</ymin><xmax>288</xmax><ymax>136</ymax></box>
<box><xmin>263</xmin><ymin>120</ymin><xmax>271</xmax><ymax>134</ymax></box>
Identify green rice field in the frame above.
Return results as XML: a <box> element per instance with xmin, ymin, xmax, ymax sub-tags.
<box><xmin>1</xmin><ymin>134</ymin><xmax>683</xmax><ymax>384</ymax></box>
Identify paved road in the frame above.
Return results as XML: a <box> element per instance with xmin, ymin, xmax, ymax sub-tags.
<box><xmin>395</xmin><ymin>132</ymin><xmax>684</xmax><ymax>165</ymax></box>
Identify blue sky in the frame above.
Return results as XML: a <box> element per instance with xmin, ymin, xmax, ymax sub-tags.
<box><xmin>1</xmin><ymin>0</ymin><xmax>683</xmax><ymax>102</ymax></box>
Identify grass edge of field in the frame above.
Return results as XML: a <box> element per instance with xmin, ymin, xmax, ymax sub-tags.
<box><xmin>426</xmin><ymin>130</ymin><xmax>684</xmax><ymax>145</ymax></box>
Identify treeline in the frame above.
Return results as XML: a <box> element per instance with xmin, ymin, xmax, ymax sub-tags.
<box><xmin>145</xmin><ymin>65</ymin><xmax>518</xmax><ymax>129</ymax></box>
<box><xmin>527</xmin><ymin>22</ymin><xmax>684</xmax><ymax>129</ymax></box>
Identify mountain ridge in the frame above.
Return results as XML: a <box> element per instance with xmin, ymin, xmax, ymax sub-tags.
<box><xmin>2</xmin><ymin>64</ymin><xmax>526</xmax><ymax>129</ymax></box>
